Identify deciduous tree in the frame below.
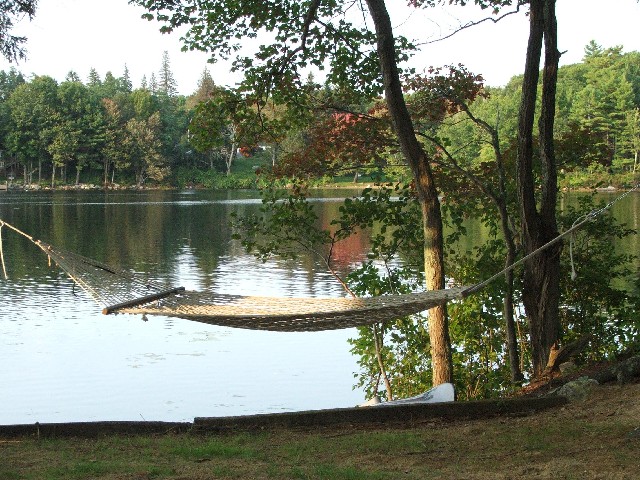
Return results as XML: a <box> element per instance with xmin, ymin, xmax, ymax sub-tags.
<box><xmin>132</xmin><ymin>0</ymin><xmax>459</xmax><ymax>384</ymax></box>
<box><xmin>516</xmin><ymin>0</ymin><xmax>562</xmax><ymax>377</ymax></box>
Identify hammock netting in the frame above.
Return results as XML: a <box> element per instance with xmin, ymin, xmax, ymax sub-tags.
<box><xmin>4</xmin><ymin>184</ymin><xmax>638</xmax><ymax>332</ymax></box>
<box><xmin>2</xmin><ymin>229</ymin><xmax>468</xmax><ymax>332</ymax></box>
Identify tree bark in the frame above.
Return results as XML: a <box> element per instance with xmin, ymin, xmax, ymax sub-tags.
<box><xmin>516</xmin><ymin>0</ymin><xmax>562</xmax><ymax>378</ymax></box>
<box><xmin>365</xmin><ymin>0</ymin><xmax>452</xmax><ymax>385</ymax></box>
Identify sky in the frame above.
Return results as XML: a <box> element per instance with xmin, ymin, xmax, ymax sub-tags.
<box><xmin>1</xmin><ymin>0</ymin><xmax>640</xmax><ymax>96</ymax></box>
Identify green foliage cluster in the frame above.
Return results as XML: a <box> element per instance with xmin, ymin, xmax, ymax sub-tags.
<box><xmin>0</xmin><ymin>62</ymin><xmax>272</xmax><ymax>188</ymax></box>
<box><xmin>434</xmin><ymin>42</ymin><xmax>640</xmax><ymax>189</ymax></box>
<box><xmin>0</xmin><ymin>1</ymin><xmax>36</xmax><ymax>63</ymax></box>
<box><xmin>2</xmin><ymin>41</ymin><xmax>639</xmax><ymax>191</ymax></box>
<box><xmin>234</xmin><ymin>179</ymin><xmax>639</xmax><ymax>401</ymax></box>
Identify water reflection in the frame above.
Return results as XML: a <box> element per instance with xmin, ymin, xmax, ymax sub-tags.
<box><xmin>0</xmin><ymin>188</ymin><xmax>637</xmax><ymax>424</ymax></box>
<box><xmin>0</xmin><ymin>190</ymin><xmax>368</xmax><ymax>424</ymax></box>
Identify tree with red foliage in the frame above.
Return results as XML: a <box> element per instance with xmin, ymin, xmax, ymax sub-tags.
<box><xmin>275</xmin><ymin>104</ymin><xmax>395</xmax><ymax>179</ymax></box>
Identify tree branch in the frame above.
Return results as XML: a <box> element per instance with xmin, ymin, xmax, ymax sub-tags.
<box><xmin>415</xmin><ymin>4</ymin><xmax>522</xmax><ymax>46</ymax></box>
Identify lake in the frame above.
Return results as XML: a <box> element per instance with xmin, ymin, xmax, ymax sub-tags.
<box><xmin>0</xmin><ymin>189</ymin><xmax>370</xmax><ymax>425</ymax></box>
<box><xmin>0</xmin><ymin>188</ymin><xmax>638</xmax><ymax>425</ymax></box>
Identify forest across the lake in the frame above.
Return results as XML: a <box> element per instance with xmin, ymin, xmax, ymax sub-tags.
<box><xmin>0</xmin><ymin>41</ymin><xmax>638</xmax><ymax>192</ymax></box>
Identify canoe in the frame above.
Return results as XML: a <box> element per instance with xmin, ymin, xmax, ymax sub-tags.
<box><xmin>359</xmin><ymin>382</ymin><xmax>455</xmax><ymax>407</ymax></box>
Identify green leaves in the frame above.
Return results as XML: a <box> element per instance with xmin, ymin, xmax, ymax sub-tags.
<box><xmin>131</xmin><ymin>0</ymin><xmax>419</xmax><ymax>104</ymax></box>
<box><xmin>0</xmin><ymin>0</ymin><xmax>37</xmax><ymax>63</ymax></box>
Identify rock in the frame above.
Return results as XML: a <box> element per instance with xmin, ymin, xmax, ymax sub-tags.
<box><xmin>614</xmin><ymin>356</ymin><xmax>640</xmax><ymax>385</ymax></box>
<box><xmin>559</xmin><ymin>361</ymin><xmax>578</xmax><ymax>376</ymax></box>
<box><xmin>592</xmin><ymin>355</ymin><xmax>640</xmax><ymax>385</ymax></box>
<box><xmin>548</xmin><ymin>376</ymin><xmax>599</xmax><ymax>402</ymax></box>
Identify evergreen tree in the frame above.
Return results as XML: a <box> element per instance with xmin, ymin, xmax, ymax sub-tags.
<box><xmin>149</xmin><ymin>73</ymin><xmax>158</xmax><ymax>94</ymax></box>
<box><xmin>87</xmin><ymin>68</ymin><xmax>102</xmax><ymax>88</ymax></box>
<box><xmin>572</xmin><ymin>45</ymin><xmax>636</xmax><ymax>167</ymax></box>
<box><xmin>583</xmin><ymin>39</ymin><xmax>604</xmax><ymax>60</ymax></box>
<box><xmin>158</xmin><ymin>51</ymin><xmax>178</xmax><ymax>96</ymax></box>
<box><xmin>102</xmin><ymin>71</ymin><xmax>120</xmax><ymax>97</ymax></box>
<box><xmin>120</xmin><ymin>65</ymin><xmax>133</xmax><ymax>92</ymax></box>
<box><xmin>187</xmin><ymin>67</ymin><xmax>219</xmax><ymax>109</ymax></box>
<box><xmin>65</xmin><ymin>71</ymin><xmax>81</xmax><ymax>83</ymax></box>
<box><xmin>0</xmin><ymin>68</ymin><xmax>25</xmax><ymax>101</ymax></box>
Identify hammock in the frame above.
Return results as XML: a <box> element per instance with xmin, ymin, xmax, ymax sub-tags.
<box><xmin>2</xmin><ymin>185</ymin><xmax>636</xmax><ymax>332</ymax></box>
<box><xmin>0</xmin><ymin>220</ymin><xmax>469</xmax><ymax>332</ymax></box>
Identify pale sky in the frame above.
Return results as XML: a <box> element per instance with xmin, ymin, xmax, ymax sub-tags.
<box><xmin>1</xmin><ymin>0</ymin><xmax>639</xmax><ymax>96</ymax></box>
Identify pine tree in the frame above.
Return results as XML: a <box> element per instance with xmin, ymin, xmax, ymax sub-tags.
<box><xmin>103</xmin><ymin>71</ymin><xmax>119</xmax><ymax>97</ymax></box>
<box><xmin>65</xmin><ymin>71</ymin><xmax>81</xmax><ymax>83</ymax></box>
<box><xmin>120</xmin><ymin>64</ymin><xmax>133</xmax><ymax>92</ymax></box>
<box><xmin>187</xmin><ymin>67</ymin><xmax>218</xmax><ymax>107</ymax></box>
<box><xmin>149</xmin><ymin>73</ymin><xmax>158</xmax><ymax>94</ymax></box>
<box><xmin>0</xmin><ymin>0</ymin><xmax>37</xmax><ymax>62</ymax></box>
<box><xmin>158</xmin><ymin>51</ymin><xmax>178</xmax><ymax>96</ymax></box>
<box><xmin>87</xmin><ymin>68</ymin><xmax>101</xmax><ymax>87</ymax></box>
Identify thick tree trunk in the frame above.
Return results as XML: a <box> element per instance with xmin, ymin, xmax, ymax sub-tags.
<box><xmin>365</xmin><ymin>0</ymin><xmax>452</xmax><ymax>385</ymax></box>
<box><xmin>516</xmin><ymin>0</ymin><xmax>562</xmax><ymax>378</ymax></box>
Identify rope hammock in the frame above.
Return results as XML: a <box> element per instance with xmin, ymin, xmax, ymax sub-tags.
<box><xmin>1</xmin><ymin>184</ymin><xmax>637</xmax><ymax>332</ymax></box>
<box><xmin>0</xmin><ymin>220</ymin><xmax>469</xmax><ymax>331</ymax></box>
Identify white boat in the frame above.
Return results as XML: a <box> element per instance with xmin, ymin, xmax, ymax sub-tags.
<box><xmin>359</xmin><ymin>382</ymin><xmax>455</xmax><ymax>407</ymax></box>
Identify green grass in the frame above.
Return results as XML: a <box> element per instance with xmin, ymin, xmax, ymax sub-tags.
<box><xmin>2</xmin><ymin>384</ymin><xmax>640</xmax><ymax>479</ymax></box>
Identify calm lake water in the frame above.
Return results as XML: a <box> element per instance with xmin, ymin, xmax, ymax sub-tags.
<box><xmin>0</xmin><ymin>188</ymin><xmax>638</xmax><ymax>425</ymax></box>
<box><xmin>0</xmin><ymin>189</ymin><xmax>369</xmax><ymax>425</ymax></box>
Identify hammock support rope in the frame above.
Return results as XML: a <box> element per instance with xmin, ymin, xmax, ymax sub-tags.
<box><xmin>0</xmin><ymin>218</ymin><xmax>470</xmax><ymax>331</ymax></box>
<box><xmin>1</xmin><ymin>183</ymin><xmax>637</xmax><ymax>332</ymax></box>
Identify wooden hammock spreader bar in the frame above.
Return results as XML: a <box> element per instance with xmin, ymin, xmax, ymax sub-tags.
<box><xmin>1</xmin><ymin>183</ymin><xmax>638</xmax><ymax>332</ymax></box>
<box><xmin>102</xmin><ymin>287</ymin><xmax>186</xmax><ymax>315</ymax></box>
<box><xmin>112</xmin><ymin>287</ymin><xmax>470</xmax><ymax>332</ymax></box>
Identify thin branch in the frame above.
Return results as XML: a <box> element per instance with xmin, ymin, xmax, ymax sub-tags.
<box><xmin>415</xmin><ymin>5</ymin><xmax>522</xmax><ymax>46</ymax></box>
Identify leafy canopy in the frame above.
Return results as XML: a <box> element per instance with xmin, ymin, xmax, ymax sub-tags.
<box><xmin>132</xmin><ymin>0</ymin><xmax>420</xmax><ymax>102</ymax></box>
<box><xmin>0</xmin><ymin>0</ymin><xmax>37</xmax><ymax>63</ymax></box>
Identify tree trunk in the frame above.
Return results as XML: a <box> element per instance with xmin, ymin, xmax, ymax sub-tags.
<box><xmin>104</xmin><ymin>158</ymin><xmax>110</xmax><ymax>186</ymax></box>
<box><xmin>373</xmin><ymin>324</ymin><xmax>393</xmax><ymax>401</ymax></box>
<box><xmin>516</xmin><ymin>0</ymin><xmax>562</xmax><ymax>378</ymax></box>
<box><xmin>227</xmin><ymin>142</ymin><xmax>237</xmax><ymax>176</ymax></box>
<box><xmin>365</xmin><ymin>0</ymin><xmax>452</xmax><ymax>385</ymax></box>
<box><xmin>498</xmin><ymin>202</ymin><xmax>523</xmax><ymax>382</ymax></box>
<box><xmin>465</xmin><ymin>105</ymin><xmax>523</xmax><ymax>382</ymax></box>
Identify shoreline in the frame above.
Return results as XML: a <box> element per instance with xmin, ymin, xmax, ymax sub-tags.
<box><xmin>0</xmin><ymin>395</ymin><xmax>566</xmax><ymax>438</ymax></box>
<box><xmin>1</xmin><ymin>182</ymin><xmax>636</xmax><ymax>193</ymax></box>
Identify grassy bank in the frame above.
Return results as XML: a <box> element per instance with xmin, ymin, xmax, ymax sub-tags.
<box><xmin>2</xmin><ymin>382</ymin><xmax>639</xmax><ymax>480</ymax></box>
